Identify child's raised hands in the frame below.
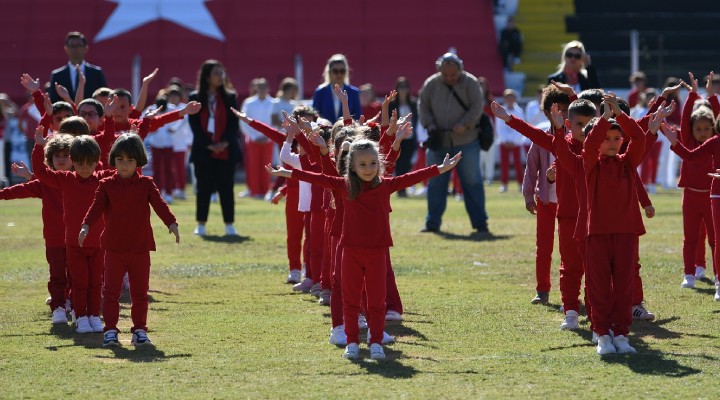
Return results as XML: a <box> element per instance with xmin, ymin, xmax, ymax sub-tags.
<box><xmin>550</xmin><ymin>80</ymin><xmax>576</xmax><ymax>97</ymax></box>
<box><xmin>231</xmin><ymin>107</ymin><xmax>253</xmax><ymax>124</ymax></box>
<box><xmin>333</xmin><ymin>84</ymin><xmax>348</xmax><ymax>104</ymax></box>
<box><xmin>382</xmin><ymin>90</ymin><xmax>397</xmax><ymax>107</ymax></box>
<box><xmin>168</xmin><ymin>223</ymin><xmax>180</xmax><ymax>244</ymax></box>
<box><xmin>661</xmin><ymin>80</ymin><xmax>684</xmax><ymax>99</ymax></box>
<box><xmin>437</xmin><ymin>152</ymin><xmax>462</xmax><ymax>174</ymax></box>
<box><xmin>307</xmin><ymin>129</ymin><xmax>327</xmax><ymax>148</ymax></box>
<box><xmin>550</xmin><ymin>103</ymin><xmax>565</xmax><ymax>130</ymax></box>
<box><xmin>104</xmin><ymin>94</ymin><xmax>117</xmax><ymax>117</ymax></box>
<box><xmin>77</xmin><ymin>66</ymin><xmax>86</xmax><ymax>86</ymax></box>
<box><xmin>20</xmin><ymin>74</ymin><xmax>40</xmax><ymax>92</ymax></box>
<box><xmin>179</xmin><ymin>101</ymin><xmax>201</xmax><ymax>116</ymax></box>
<box><xmin>685</xmin><ymin>72</ymin><xmax>699</xmax><ymax>92</ymax></box>
<box><xmin>490</xmin><ymin>101</ymin><xmax>511</xmax><ymax>122</ymax></box>
<box><xmin>34</xmin><ymin>126</ymin><xmax>47</xmax><ymax>146</ymax></box>
<box><xmin>145</xmin><ymin>105</ymin><xmax>164</xmax><ymax>119</ymax></box>
<box><xmin>43</xmin><ymin>92</ymin><xmax>53</xmax><ymax>116</ymax></box>
<box><xmin>54</xmin><ymin>83</ymin><xmax>71</xmax><ymax>102</ymax></box>
<box><xmin>264</xmin><ymin>163</ymin><xmax>292</xmax><ymax>178</ymax></box>
<box><xmin>11</xmin><ymin>161</ymin><xmax>32</xmax><ymax>180</ymax></box>
<box><xmin>647</xmin><ymin>109</ymin><xmax>663</xmax><ymax>134</ymax></box>
<box><xmin>386</xmin><ymin>109</ymin><xmax>399</xmax><ymax>136</ymax></box>
<box><xmin>706</xmin><ymin>71</ymin><xmax>715</xmax><ymax>97</ymax></box>
<box><xmin>143</xmin><ymin>68</ymin><xmax>159</xmax><ymax>85</ymax></box>
<box><xmin>660</xmin><ymin>122</ymin><xmax>678</xmax><ymax>146</ymax></box>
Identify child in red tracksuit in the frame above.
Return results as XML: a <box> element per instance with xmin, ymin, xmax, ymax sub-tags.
<box><xmin>79</xmin><ymin>133</ymin><xmax>179</xmax><ymax>347</ymax></box>
<box><xmin>0</xmin><ymin>134</ymin><xmax>72</xmax><ymax>324</ymax></box>
<box><xmin>267</xmin><ymin>138</ymin><xmax>459</xmax><ymax>360</ymax></box>
<box><xmin>673</xmin><ymin>75</ymin><xmax>717</xmax><ymax>289</ymax></box>
<box><xmin>32</xmin><ymin>129</ymin><xmax>115</xmax><ymax>334</ymax></box>
<box><xmin>583</xmin><ymin>96</ymin><xmax>647</xmax><ymax>355</ymax></box>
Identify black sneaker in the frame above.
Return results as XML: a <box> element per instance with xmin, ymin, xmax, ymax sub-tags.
<box><xmin>103</xmin><ymin>329</ymin><xmax>120</xmax><ymax>347</ymax></box>
<box><xmin>530</xmin><ymin>292</ymin><xmax>549</xmax><ymax>305</ymax></box>
<box><xmin>420</xmin><ymin>225</ymin><xmax>439</xmax><ymax>233</ymax></box>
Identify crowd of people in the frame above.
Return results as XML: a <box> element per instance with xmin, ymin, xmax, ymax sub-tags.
<box><xmin>2</xmin><ymin>29</ymin><xmax>720</xmax><ymax>359</ymax></box>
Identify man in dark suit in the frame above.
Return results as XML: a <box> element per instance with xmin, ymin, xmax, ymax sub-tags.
<box><xmin>48</xmin><ymin>32</ymin><xmax>108</xmax><ymax>103</ymax></box>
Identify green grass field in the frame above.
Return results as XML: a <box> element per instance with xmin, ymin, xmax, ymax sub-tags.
<box><xmin>1</xmin><ymin>183</ymin><xmax>718</xmax><ymax>399</ymax></box>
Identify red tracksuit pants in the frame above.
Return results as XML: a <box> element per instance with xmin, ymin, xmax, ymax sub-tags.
<box><xmin>102</xmin><ymin>250</ymin><xmax>151</xmax><ymax>333</ymax></box>
<box><xmin>696</xmin><ymin>225</ymin><xmax>708</xmax><ymax>269</ymax></box>
<box><xmin>557</xmin><ymin>217</ymin><xmax>584</xmax><ymax>313</ymax></box>
<box><xmin>151</xmin><ymin>147</ymin><xmax>175</xmax><ymax>194</ymax></box>
<box><xmin>284</xmin><ymin>188</ymin><xmax>304</xmax><ymax>271</ymax></box>
<box><xmin>683</xmin><ymin>189</ymin><xmax>715</xmax><ymax>276</ymax></box>
<box><xmin>172</xmin><ymin>151</ymin><xmax>187</xmax><ymax>191</ymax></box>
<box><xmin>342</xmin><ymin>246</ymin><xmax>387</xmax><ymax>345</ymax></box>
<box><xmin>307</xmin><ymin>210</ymin><xmax>325</xmax><ymax>284</ymax></box>
<box><xmin>586</xmin><ymin>233</ymin><xmax>636</xmax><ymax>337</ymax></box>
<box><xmin>321</xmin><ymin>208</ymin><xmax>335</xmax><ymax>290</ymax></box>
<box><xmin>535</xmin><ymin>199</ymin><xmax>557</xmax><ymax>293</ymax></box>
<box><xmin>46</xmin><ymin>246</ymin><xmax>67</xmax><ymax>311</ymax></box>
<box><xmin>244</xmin><ymin>140</ymin><xmax>273</xmax><ymax>197</ymax></box>
<box><xmin>330</xmin><ymin>236</ymin><xmax>344</xmax><ymax>328</ymax></box>
<box><xmin>66</xmin><ymin>245</ymin><xmax>104</xmax><ymax>318</ymax></box>
<box><xmin>633</xmin><ymin>236</ymin><xmax>644</xmax><ymax>305</ymax></box>
<box><xmin>500</xmin><ymin>145</ymin><xmax>523</xmax><ymax>186</ymax></box>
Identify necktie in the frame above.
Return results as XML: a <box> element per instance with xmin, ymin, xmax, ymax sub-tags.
<box><xmin>73</xmin><ymin>67</ymin><xmax>80</xmax><ymax>94</ymax></box>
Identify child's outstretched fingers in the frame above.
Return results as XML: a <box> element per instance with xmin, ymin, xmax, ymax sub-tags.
<box><xmin>168</xmin><ymin>223</ymin><xmax>180</xmax><ymax>244</ymax></box>
<box><xmin>490</xmin><ymin>101</ymin><xmax>510</xmax><ymax>121</ymax></box>
<box><xmin>34</xmin><ymin>126</ymin><xmax>47</xmax><ymax>145</ymax></box>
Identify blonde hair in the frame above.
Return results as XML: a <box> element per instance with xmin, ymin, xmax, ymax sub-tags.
<box><xmin>345</xmin><ymin>139</ymin><xmax>383</xmax><ymax>200</ymax></box>
<box><xmin>322</xmin><ymin>54</ymin><xmax>350</xmax><ymax>86</ymax></box>
<box><xmin>556</xmin><ymin>40</ymin><xmax>587</xmax><ymax>73</ymax></box>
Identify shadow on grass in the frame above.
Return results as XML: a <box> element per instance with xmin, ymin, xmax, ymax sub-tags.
<box><xmin>96</xmin><ymin>345</ymin><xmax>192</xmax><ymax>363</ymax></box>
<box><xmin>386</xmin><ymin>323</ymin><xmax>430</xmax><ymax>341</ymax></box>
<box><xmin>691</xmin><ymin>287</ymin><xmax>716</xmax><ymax>296</ymax></box>
<box><xmin>349</xmin><ymin>347</ymin><xmax>418</xmax><ymax>379</ymax></box>
<box><xmin>633</xmin><ymin>317</ymin><xmax>717</xmax><ymax>340</ymax></box>
<box><xmin>198</xmin><ymin>235</ymin><xmax>251</xmax><ymax>244</ymax></box>
<box><xmin>599</xmin><ymin>339</ymin><xmax>702</xmax><ymax>377</ymax></box>
<box><xmin>431</xmin><ymin>230</ymin><xmax>512</xmax><ymax>242</ymax></box>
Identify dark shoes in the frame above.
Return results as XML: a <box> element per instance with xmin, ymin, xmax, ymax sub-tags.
<box><xmin>420</xmin><ymin>225</ymin><xmax>439</xmax><ymax>233</ymax></box>
<box><xmin>530</xmin><ymin>292</ymin><xmax>549</xmax><ymax>305</ymax></box>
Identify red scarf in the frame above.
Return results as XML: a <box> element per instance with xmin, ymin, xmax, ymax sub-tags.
<box><xmin>200</xmin><ymin>90</ymin><xmax>229</xmax><ymax>160</ymax></box>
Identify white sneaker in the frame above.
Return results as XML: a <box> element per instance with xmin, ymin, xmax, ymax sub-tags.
<box><xmin>715</xmin><ymin>275</ymin><xmax>719</xmax><ymax>286</ymax></box>
<box><xmin>358</xmin><ymin>314</ymin><xmax>368</xmax><ymax>329</ymax></box>
<box><xmin>632</xmin><ymin>305</ymin><xmax>656</xmax><ymax>321</ymax></box>
<box><xmin>264</xmin><ymin>190</ymin><xmax>274</xmax><ymax>202</ymax></box>
<box><xmin>45</xmin><ymin>296</ymin><xmax>52</xmax><ymax>305</ymax></box>
<box><xmin>367</xmin><ymin>330</ymin><xmax>396</xmax><ymax>344</ymax></box>
<box><xmin>369</xmin><ymin>343</ymin><xmax>386</xmax><ymax>360</ymax></box>
<box><xmin>413</xmin><ymin>186</ymin><xmax>426</xmax><ymax>196</ymax></box>
<box><xmin>613</xmin><ymin>335</ymin><xmax>637</xmax><ymax>353</ymax></box>
<box><xmin>75</xmin><ymin>316</ymin><xmax>92</xmax><ymax>333</ymax></box>
<box><xmin>591</xmin><ymin>331</ymin><xmax>599</xmax><ymax>344</ymax></box>
<box><xmin>131</xmin><ymin>329</ymin><xmax>153</xmax><ymax>346</ymax></box>
<box><xmin>162</xmin><ymin>193</ymin><xmax>174</xmax><ymax>204</ymax></box>
<box><xmin>329</xmin><ymin>325</ymin><xmax>347</xmax><ymax>346</ymax></box>
<box><xmin>225</xmin><ymin>224</ymin><xmax>238</xmax><ymax>236</ymax></box>
<box><xmin>342</xmin><ymin>343</ymin><xmax>360</xmax><ymax>359</ymax></box>
<box><xmin>318</xmin><ymin>289</ymin><xmax>331</xmax><ymax>306</ymax></box>
<box><xmin>695</xmin><ymin>266</ymin><xmax>706</xmax><ymax>279</ymax></box>
<box><xmin>194</xmin><ymin>224</ymin><xmax>206</xmax><ymax>236</ymax></box>
<box><xmin>596</xmin><ymin>334</ymin><xmax>616</xmax><ymax>355</ymax></box>
<box><xmin>385</xmin><ymin>310</ymin><xmax>403</xmax><ymax>321</ymax></box>
<box><xmin>88</xmin><ymin>315</ymin><xmax>104</xmax><ymax>332</ymax></box>
<box><xmin>292</xmin><ymin>278</ymin><xmax>313</xmax><ymax>293</ymax></box>
<box><xmin>172</xmin><ymin>189</ymin><xmax>187</xmax><ymax>200</ymax></box>
<box><xmin>286</xmin><ymin>269</ymin><xmax>301</xmax><ymax>284</ymax></box>
<box><xmin>51</xmin><ymin>307</ymin><xmax>68</xmax><ymax>324</ymax></box>
<box><xmin>310</xmin><ymin>282</ymin><xmax>322</xmax><ymax>298</ymax></box>
<box><xmin>681</xmin><ymin>274</ymin><xmax>695</xmax><ymax>288</ymax></box>
<box><xmin>715</xmin><ymin>286</ymin><xmax>720</xmax><ymax>302</ymax></box>
<box><xmin>560</xmin><ymin>310</ymin><xmax>579</xmax><ymax>330</ymax></box>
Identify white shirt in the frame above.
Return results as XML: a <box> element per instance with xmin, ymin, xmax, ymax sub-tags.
<box><xmin>525</xmin><ymin>99</ymin><xmax>546</xmax><ymax>127</ymax></box>
<box><xmin>240</xmin><ymin>95</ymin><xmax>276</xmax><ymax>142</ymax></box>
<box><xmin>495</xmin><ymin>104</ymin><xmax>526</xmax><ymax>145</ymax></box>
<box><xmin>67</xmin><ymin>61</ymin><xmax>87</xmax><ymax>92</ymax></box>
<box><xmin>143</xmin><ymin>104</ymin><xmax>183</xmax><ymax>149</ymax></box>
<box><xmin>279</xmin><ymin>141</ymin><xmax>312</xmax><ymax>212</ymax></box>
<box><xmin>271</xmin><ymin>99</ymin><xmax>296</xmax><ymax>130</ymax></box>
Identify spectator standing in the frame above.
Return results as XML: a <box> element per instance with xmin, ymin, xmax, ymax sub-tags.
<box><xmin>240</xmin><ymin>78</ymin><xmax>276</xmax><ymax>199</ymax></box>
<box><xmin>418</xmin><ymin>52</ymin><xmax>489</xmax><ymax>233</ymax></box>
<box><xmin>312</xmin><ymin>54</ymin><xmax>361</xmax><ymax>122</ymax></box>
<box><xmin>48</xmin><ymin>32</ymin><xmax>107</xmax><ymax>103</ymax></box>
<box><xmin>498</xmin><ymin>16</ymin><xmax>523</xmax><ymax>71</ymax></box>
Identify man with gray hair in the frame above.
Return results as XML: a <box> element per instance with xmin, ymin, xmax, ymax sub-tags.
<box><xmin>418</xmin><ymin>52</ymin><xmax>489</xmax><ymax>233</ymax></box>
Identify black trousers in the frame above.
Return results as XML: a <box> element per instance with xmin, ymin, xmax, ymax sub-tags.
<box><xmin>194</xmin><ymin>158</ymin><xmax>236</xmax><ymax>223</ymax></box>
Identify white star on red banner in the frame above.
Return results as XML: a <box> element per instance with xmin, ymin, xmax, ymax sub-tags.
<box><xmin>95</xmin><ymin>0</ymin><xmax>225</xmax><ymax>43</ymax></box>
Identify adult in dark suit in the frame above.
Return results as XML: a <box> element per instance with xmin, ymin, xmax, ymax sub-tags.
<box><xmin>187</xmin><ymin>59</ymin><xmax>241</xmax><ymax>237</ymax></box>
<box><xmin>312</xmin><ymin>54</ymin><xmax>361</xmax><ymax>122</ymax></box>
<box><xmin>547</xmin><ymin>40</ymin><xmax>601</xmax><ymax>92</ymax></box>
<box><xmin>48</xmin><ymin>32</ymin><xmax>108</xmax><ymax>103</ymax></box>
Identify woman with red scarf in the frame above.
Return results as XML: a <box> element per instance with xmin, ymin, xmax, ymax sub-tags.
<box><xmin>547</xmin><ymin>40</ymin><xmax>601</xmax><ymax>93</ymax></box>
<box><xmin>188</xmin><ymin>59</ymin><xmax>241</xmax><ymax>236</ymax></box>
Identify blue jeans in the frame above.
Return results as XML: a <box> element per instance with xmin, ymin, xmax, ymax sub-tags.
<box><xmin>425</xmin><ymin>140</ymin><xmax>488</xmax><ymax>230</ymax></box>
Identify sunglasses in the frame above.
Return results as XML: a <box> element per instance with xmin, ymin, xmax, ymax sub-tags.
<box><xmin>331</xmin><ymin>68</ymin><xmax>346</xmax><ymax>75</ymax></box>
<box><xmin>79</xmin><ymin>111</ymin><xmax>99</xmax><ymax>118</ymax></box>
<box><xmin>565</xmin><ymin>51</ymin><xmax>583</xmax><ymax>60</ymax></box>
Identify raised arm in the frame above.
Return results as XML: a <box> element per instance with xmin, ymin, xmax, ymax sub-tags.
<box><xmin>135</xmin><ymin>68</ymin><xmax>158</xmax><ymax>112</ymax></box>
<box><xmin>614</xmin><ymin>105</ymin><xmax>646</xmax><ymax>168</ymax></box>
<box><xmin>232</xmin><ymin>107</ymin><xmax>286</xmax><ymax>145</ymax></box>
<box><xmin>492</xmin><ymin>101</ymin><xmax>554</xmax><ymax>152</ymax></box>
<box><xmin>0</xmin><ymin>179</ymin><xmax>43</xmax><ymax>200</ymax></box>
<box><xmin>680</xmin><ymin>90</ymin><xmax>700</xmax><ymax>145</ymax></box>
<box><xmin>31</xmin><ymin>128</ymin><xmax>62</xmax><ymax>189</ymax></box>
<box><xmin>522</xmin><ymin>144</ymin><xmax>540</xmax><ymax>212</ymax></box>
<box><xmin>334</xmin><ymin>84</ymin><xmax>352</xmax><ymax>124</ymax></box>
